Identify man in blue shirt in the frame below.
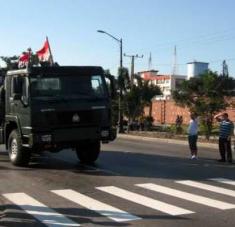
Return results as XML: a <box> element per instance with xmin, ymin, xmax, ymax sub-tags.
<box><xmin>214</xmin><ymin>112</ymin><xmax>234</xmax><ymax>163</ymax></box>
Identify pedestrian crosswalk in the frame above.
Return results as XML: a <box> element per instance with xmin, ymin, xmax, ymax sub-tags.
<box><xmin>1</xmin><ymin>177</ymin><xmax>235</xmax><ymax>226</ymax></box>
<box><xmin>176</xmin><ymin>180</ymin><xmax>235</xmax><ymax>198</ymax></box>
<box><xmin>3</xmin><ymin>192</ymin><xmax>80</xmax><ymax>227</ymax></box>
<box><xmin>52</xmin><ymin>189</ymin><xmax>141</xmax><ymax>222</ymax></box>
<box><xmin>96</xmin><ymin>186</ymin><xmax>194</xmax><ymax>215</ymax></box>
<box><xmin>210</xmin><ymin>178</ymin><xmax>235</xmax><ymax>186</ymax></box>
<box><xmin>136</xmin><ymin>183</ymin><xmax>235</xmax><ymax>210</ymax></box>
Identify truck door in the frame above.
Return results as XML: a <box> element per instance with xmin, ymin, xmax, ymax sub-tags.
<box><xmin>9</xmin><ymin>75</ymin><xmax>30</xmax><ymax>130</ymax></box>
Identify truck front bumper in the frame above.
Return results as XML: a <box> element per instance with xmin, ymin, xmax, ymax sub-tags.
<box><xmin>28</xmin><ymin>126</ymin><xmax>116</xmax><ymax>149</ymax></box>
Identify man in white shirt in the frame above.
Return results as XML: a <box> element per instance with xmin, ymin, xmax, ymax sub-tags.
<box><xmin>188</xmin><ymin>113</ymin><xmax>198</xmax><ymax>159</ymax></box>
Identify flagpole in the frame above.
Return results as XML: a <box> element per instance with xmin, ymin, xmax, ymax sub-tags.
<box><xmin>27</xmin><ymin>48</ymin><xmax>32</xmax><ymax>69</ymax></box>
<box><xmin>46</xmin><ymin>36</ymin><xmax>54</xmax><ymax>65</ymax></box>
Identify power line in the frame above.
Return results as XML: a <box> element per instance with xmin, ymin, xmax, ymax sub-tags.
<box><xmin>150</xmin><ymin>58</ymin><xmax>235</xmax><ymax>67</ymax></box>
<box><xmin>124</xmin><ymin>53</ymin><xmax>143</xmax><ymax>85</ymax></box>
<box><xmin>152</xmin><ymin>28</ymin><xmax>235</xmax><ymax>50</ymax></box>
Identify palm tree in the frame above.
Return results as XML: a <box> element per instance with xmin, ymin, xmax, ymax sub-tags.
<box><xmin>123</xmin><ymin>75</ymin><xmax>162</xmax><ymax>130</ymax></box>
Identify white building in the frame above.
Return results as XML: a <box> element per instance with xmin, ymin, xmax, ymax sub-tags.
<box><xmin>136</xmin><ymin>70</ymin><xmax>186</xmax><ymax>98</ymax></box>
<box><xmin>187</xmin><ymin>61</ymin><xmax>209</xmax><ymax>79</ymax></box>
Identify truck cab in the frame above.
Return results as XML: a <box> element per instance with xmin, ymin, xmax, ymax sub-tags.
<box><xmin>0</xmin><ymin>66</ymin><xmax>116</xmax><ymax>166</ymax></box>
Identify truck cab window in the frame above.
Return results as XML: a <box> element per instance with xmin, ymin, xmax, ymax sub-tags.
<box><xmin>11</xmin><ymin>76</ymin><xmax>23</xmax><ymax>96</ymax></box>
<box><xmin>91</xmin><ymin>75</ymin><xmax>105</xmax><ymax>97</ymax></box>
<box><xmin>30</xmin><ymin>74</ymin><xmax>106</xmax><ymax>99</ymax></box>
<box><xmin>30</xmin><ymin>77</ymin><xmax>61</xmax><ymax>97</ymax></box>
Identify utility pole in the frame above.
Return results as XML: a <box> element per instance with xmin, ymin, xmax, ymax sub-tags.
<box><xmin>124</xmin><ymin>53</ymin><xmax>143</xmax><ymax>86</ymax></box>
<box><xmin>148</xmin><ymin>52</ymin><xmax>152</xmax><ymax>70</ymax></box>
<box><xmin>172</xmin><ymin>45</ymin><xmax>178</xmax><ymax>76</ymax></box>
<box><xmin>222</xmin><ymin>60</ymin><xmax>229</xmax><ymax>77</ymax></box>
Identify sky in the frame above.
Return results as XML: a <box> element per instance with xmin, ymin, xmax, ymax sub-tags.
<box><xmin>0</xmin><ymin>0</ymin><xmax>235</xmax><ymax>77</ymax></box>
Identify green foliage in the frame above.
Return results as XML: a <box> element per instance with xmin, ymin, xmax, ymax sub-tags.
<box><xmin>0</xmin><ymin>56</ymin><xmax>19</xmax><ymax>69</ymax></box>
<box><xmin>144</xmin><ymin>116</ymin><xmax>154</xmax><ymax>124</ymax></box>
<box><xmin>123</xmin><ymin>85</ymin><xmax>143</xmax><ymax>120</ymax></box>
<box><xmin>142</xmin><ymin>116</ymin><xmax>154</xmax><ymax>131</ymax></box>
<box><xmin>111</xmin><ymin>98</ymin><xmax>119</xmax><ymax>126</ymax></box>
<box><xmin>139</xmin><ymin>80</ymin><xmax>162</xmax><ymax>106</ymax></box>
<box><xmin>123</xmin><ymin>77</ymin><xmax>162</xmax><ymax>122</ymax></box>
<box><xmin>118</xmin><ymin>67</ymin><xmax>130</xmax><ymax>92</ymax></box>
<box><xmin>172</xmin><ymin>70</ymin><xmax>235</xmax><ymax>139</ymax></box>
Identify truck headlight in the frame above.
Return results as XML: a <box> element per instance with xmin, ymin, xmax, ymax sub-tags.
<box><xmin>101</xmin><ymin>130</ymin><xmax>109</xmax><ymax>137</ymax></box>
<box><xmin>41</xmin><ymin>135</ymin><xmax>52</xmax><ymax>142</ymax></box>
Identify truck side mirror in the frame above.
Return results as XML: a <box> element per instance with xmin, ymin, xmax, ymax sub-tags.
<box><xmin>105</xmin><ymin>74</ymin><xmax>117</xmax><ymax>99</ymax></box>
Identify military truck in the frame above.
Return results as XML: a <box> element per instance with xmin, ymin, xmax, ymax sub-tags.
<box><xmin>0</xmin><ymin>66</ymin><xmax>116</xmax><ymax>166</ymax></box>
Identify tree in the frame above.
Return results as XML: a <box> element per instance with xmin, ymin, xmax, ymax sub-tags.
<box><xmin>138</xmin><ymin>78</ymin><xmax>162</xmax><ymax>116</ymax></box>
<box><xmin>123</xmin><ymin>76</ymin><xmax>162</xmax><ymax>129</ymax></box>
<box><xmin>0</xmin><ymin>56</ymin><xmax>19</xmax><ymax>70</ymax></box>
<box><xmin>222</xmin><ymin>60</ymin><xmax>229</xmax><ymax>77</ymax></box>
<box><xmin>117</xmin><ymin>67</ymin><xmax>130</xmax><ymax>133</ymax></box>
<box><xmin>172</xmin><ymin>70</ymin><xmax>235</xmax><ymax>139</ymax></box>
<box><xmin>118</xmin><ymin>67</ymin><xmax>130</xmax><ymax>92</ymax></box>
<box><xmin>123</xmin><ymin>85</ymin><xmax>142</xmax><ymax>122</ymax></box>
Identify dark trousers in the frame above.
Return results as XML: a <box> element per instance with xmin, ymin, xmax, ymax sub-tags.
<box><xmin>188</xmin><ymin>135</ymin><xmax>198</xmax><ymax>153</ymax></box>
<box><xmin>219</xmin><ymin>137</ymin><xmax>232</xmax><ymax>161</ymax></box>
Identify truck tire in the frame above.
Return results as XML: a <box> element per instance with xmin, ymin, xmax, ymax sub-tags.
<box><xmin>8</xmin><ymin>130</ymin><xmax>31</xmax><ymax>166</ymax></box>
<box><xmin>76</xmin><ymin>140</ymin><xmax>100</xmax><ymax>164</ymax></box>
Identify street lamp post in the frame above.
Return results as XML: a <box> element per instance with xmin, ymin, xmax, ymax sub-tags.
<box><xmin>97</xmin><ymin>30</ymin><xmax>124</xmax><ymax>133</ymax></box>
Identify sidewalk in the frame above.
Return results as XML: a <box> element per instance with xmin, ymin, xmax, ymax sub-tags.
<box><xmin>118</xmin><ymin>133</ymin><xmax>218</xmax><ymax>149</ymax></box>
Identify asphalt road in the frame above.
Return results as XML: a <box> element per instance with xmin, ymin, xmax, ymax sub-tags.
<box><xmin>0</xmin><ymin>136</ymin><xmax>235</xmax><ymax>227</ymax></box>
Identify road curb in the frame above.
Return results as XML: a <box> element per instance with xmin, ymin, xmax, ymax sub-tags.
<box><xmin>117</xmin><ymin>133</ymin><xmax>218</xmax><ymax>149</ymax></box>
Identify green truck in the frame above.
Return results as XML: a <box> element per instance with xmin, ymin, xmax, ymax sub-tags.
<box><xmin>0</xmin><ymin>66</ymin><xmax>116</xmax><ymax>166</ymax></box>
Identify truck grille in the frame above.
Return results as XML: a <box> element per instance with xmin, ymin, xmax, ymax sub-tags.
<box><xmin>56</xmin><ymin>110</ymin><xmax>101</xmax><ymax>126</ymax></box>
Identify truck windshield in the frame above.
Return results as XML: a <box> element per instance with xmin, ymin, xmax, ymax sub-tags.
<box><xmin>30</xmin><ymin>75</ymin><xmax>107</xmax><ymax>98</ymax></box>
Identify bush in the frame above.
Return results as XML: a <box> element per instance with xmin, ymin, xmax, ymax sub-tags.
<box><xmin>152</xmin><ymin>124</ymin><xmax>187</xmax><ymax>134</ymax></box>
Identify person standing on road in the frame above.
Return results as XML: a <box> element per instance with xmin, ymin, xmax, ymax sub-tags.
<box><xmin>188</xmin><ymin>113</ymin><xmax>199</xmax><ymax>159</ymax></box>
<box><xmin>214</xmin><ymin>112</ymin><xmax>234</xmax><ymax>163</ymax></box>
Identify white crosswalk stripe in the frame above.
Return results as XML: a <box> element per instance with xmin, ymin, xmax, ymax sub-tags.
<box><xmin>136</xmin><ymin>183</ymin><xmax>235</xmax><ymax>210</ymax></box>
<box><xmin>2</xmin><ymin>178</ymin><xmax>235</xmax><ymax>225</ymax></box>
<box><xmin>52</xmin><ymin>189</ymin><xmax>141</xmax><ymax>222</ymax></box>
<box><xmin>96</xmin><ymin>186</ymin><xmax>194</xmax><ymax>216</ymax></box>
<box><xmin>210</xmin><ymin>178</ymin><xmax>235</xmax><ymax>186</ymax></box>
<box><xmin>2</xmin><ymin>192</ymin><xmax>80</xmax><ymax>227</ymax></box>
<box><xmin>176</xmin><ymin>180</ymin><xmax>235</xmax><ymax>198</ymax></box>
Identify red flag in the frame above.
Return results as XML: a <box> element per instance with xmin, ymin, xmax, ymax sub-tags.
<box><xmin>36</xmin><ymin>39</ymin><xmax>52</xmax><ymax>63</ymax></box>
<box><xmin>18</xmin><ymin>52</ymin><xmax>29</xmax><ymax>68</ymax></box>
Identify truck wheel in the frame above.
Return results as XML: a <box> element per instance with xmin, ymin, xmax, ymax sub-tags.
<box><xmin>76</xmin><ymin>140</ymin><xmax>100</xmax><ymax>164</ymax></box>
<box><xmin>8</xmin><ymin>130</ymin><xmax>31</xmax><ymax>166</ymax></box>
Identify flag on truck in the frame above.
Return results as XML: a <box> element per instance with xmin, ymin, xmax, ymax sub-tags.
<box><xmin>18</xmin><ymin>51</ymin><xmax>30</xmax><ymax>68</ymax></box>
<box><xmin>36</xmin><ymin>37</ymin><xmax>54</xmax><ymax>65</ymax></box>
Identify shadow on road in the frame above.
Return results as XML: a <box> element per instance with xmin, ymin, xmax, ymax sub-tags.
<box><xmin>0</xmin><ymin>149</ymin><xmax>234</xmax><ymax>180</ymax></box>
<box><xmin>95</xmin><ymin>150</ymin><xmax>235</xmax><ymax>181</ymax></box>
<box><xmin>0</xmin><ymin>203</ymin><xmax>190</xmax><ymax>227</ymax></box>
